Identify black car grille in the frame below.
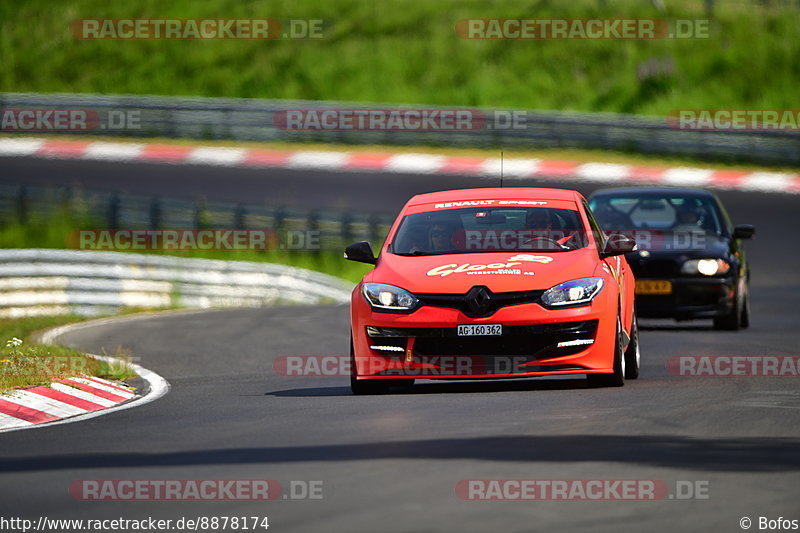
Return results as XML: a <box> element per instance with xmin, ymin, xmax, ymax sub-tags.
<box><xmin>368</xmin><ymin>319</ymin><xmax>595</xmax><ymax>357</ymax></box>
<box><xmin>416</xmin><ymin>286</ymin><xmax>545</xmax><ymax>318</ymax></box>
<box><xmin>630</xmin><ymin>257</ymin><xmax>678</xmax><ymax>278</ymax></box>
<box><xmin>366</xmin><ymin>321</ymin><xmax>598</xmax><ymax>375</ymax></box>
<box><xmin>411</xmin><ymin>320</ymin><xmax>597</xmax><ymax>358</ymax></box>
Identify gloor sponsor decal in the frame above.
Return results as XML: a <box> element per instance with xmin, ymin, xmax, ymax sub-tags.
<box><xmin>426</xmin><ymin>262</ymin><xmax>523</xmax><ymax>277</ymax></box>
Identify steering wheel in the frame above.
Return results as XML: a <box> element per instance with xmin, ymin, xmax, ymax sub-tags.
<box><xmin>523</xmin><ymin>236</ymin><xmax>569</xmax><ymax>250</ymax></box>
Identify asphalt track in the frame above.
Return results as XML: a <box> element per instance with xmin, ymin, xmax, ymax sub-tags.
<box><xmin>2</xmin><ymin>156</ymin><xmax>800</xmax><ymax>533</ymax></box>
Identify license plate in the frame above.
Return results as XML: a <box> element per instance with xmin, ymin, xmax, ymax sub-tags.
<box><xmin>457</xmin><ymin>324</ymin><xmax>502</xmax><ymax>336</ymax></box>
<box><xmin>635</xmin><ymin>280</ymin><xmax>672</xmax><ymax>295</ymax></box>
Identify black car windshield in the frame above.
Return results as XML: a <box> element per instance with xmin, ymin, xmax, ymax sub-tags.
<box><xmin>589</xmin><ymin>195</ymin><xmax>724</xmax><ymax>236</ymax></box>
<box><xmin>390</xmin><ymin>207</ymin><xmax>588</xmax><ymax>255</ymax></box>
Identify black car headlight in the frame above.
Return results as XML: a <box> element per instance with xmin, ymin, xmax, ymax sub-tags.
<box><xmin>541</xmin><ymin>277</ymin><xmax>604</xmax><ymax>308</ymax></box>
<box><xmin>681</xmin><ymin>259</ymin><xmax>730</xmax><ymax>276</ymax></box>
<box><xmin>362</xmin><ymin>283</ymin><xmax>419</xmax><ymax>311</ymax></box>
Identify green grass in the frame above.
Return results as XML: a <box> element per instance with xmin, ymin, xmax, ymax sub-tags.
<box><xmin>0</xmin><ymin>316</ymin><xmax>136</xmax><ymax>392</ymax></box>
<box><xmin>1</xmin><ymin>0</ymin><xmax>799</xmax><ymax>115</ymax></box>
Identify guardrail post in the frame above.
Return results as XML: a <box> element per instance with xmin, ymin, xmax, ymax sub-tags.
<box><xmin>107</xmin><ymin>193</ymin><xmax>120</xmax><ymax>229</ymax></box>
<box><xmin>16</xmin><ymin>185</ymin><xmax>28</xmax><ymax>224</ymax></box>
<box><xmin>340</xmin><ymin>212</ymin><xmax>352</xmax><ymax>245</ymax></box>
<box><xmin>194</xmin><ymin>198</ymin><xmax>208</xmax><ymax>229</ymax></box>
<box><xmin>307</xmin><ymin>210</ymin><xmax>320</xmax><ymax>255</ymax></box>
<box><xmin>368</xmin><ymin>214</ymin><xmax>380</xmax><ymax>245</ymax></box>
<box><xmin>149</xmin><ymin>196</ymin><xmax>161</xmax><ymax>229</ymax></box>
<box><xmin>273</xmin><ymin>206</ymin><xmax>285</xmax><ymax>232</ymax></box>
<box><xmin>234</xmin><ymin>203</ymin><xmax>246</xmax><ymax>230</ymax></box>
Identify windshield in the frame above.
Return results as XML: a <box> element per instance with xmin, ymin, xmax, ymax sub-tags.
<box><xmin>589</xmin><ymin>195</ymin><xmax>724</xmax><ymax>236</ymax></box>
<box><xmin>390</xmin><ymin>207</ymin><xmax>588</xmax><ymax>255</ymax></box>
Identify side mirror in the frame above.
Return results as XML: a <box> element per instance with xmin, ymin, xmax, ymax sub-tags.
<box><xmin>344</xmin><ymin>241</ymin><xmax>377</xmax><ymax>265</ymax></box>
<box><xmin>601</xmin><ymin>233</ymin><xmax>637</xmax><ymax>258</ymax></box>
<box><xmin>733</xmin><ymin>224</ymin><xmax>755</xmax><ymax>239</ymax></box>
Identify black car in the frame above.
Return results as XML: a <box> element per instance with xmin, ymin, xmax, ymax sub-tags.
<box><xmin>588</xmin><ymin>187</ymin><xmax>754</xmax><ymax>330</ymax></box>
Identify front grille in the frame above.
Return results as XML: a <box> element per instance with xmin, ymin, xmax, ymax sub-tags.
<box><xmin>416</xmin><ymin>287</ymin><xmax>545</xmax><ymax>318</ymax></box>
<box><xmin>630</xmin><ymin>258</ymin><xmax>678</xmax><ymax>278</ymax></box>
<box><xmin>412</xmin><ymin>320</ymin><xmax>597</xmax><ymax>358</ymax></box>
<box><xmin>365</xmin><ymin>321</ymin><xmax>598</xmax><ymax>375</ymax></box>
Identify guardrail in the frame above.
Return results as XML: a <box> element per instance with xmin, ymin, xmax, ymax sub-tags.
<box><xmin>1</xmin><ymin>92</ymin><xmax>798</xmax><ymax>165</ymax></box>
<box><xmin>0</xmin><ymin>249</ymin><xmax>353</xmax><ymax>318</ymax></box>
<box><xmin>0</xmin><ymin>183</ymin><xmax>394</xmax><ymax>252</ymax></box>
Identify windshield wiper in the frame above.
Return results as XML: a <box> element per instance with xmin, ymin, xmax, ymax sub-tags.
<box><xmin>394</xmin><ymin>250</ymin><xmax>443</xmax><ymax>256</ymax></box>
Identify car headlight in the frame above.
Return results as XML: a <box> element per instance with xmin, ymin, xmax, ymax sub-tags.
<box><xmin>681</xmin><ymin>259</ymin><xmax>730</xmax><ymax>276</ymax></box>
<box><xmin>362</xmin><ymin>283</ymin><xmax>419</xmax><ymax>311</ymax></box>
<box><xmin>541</xmin><ymin>277</ymin><xmax>604</xmax><ymax>308</ymax></box>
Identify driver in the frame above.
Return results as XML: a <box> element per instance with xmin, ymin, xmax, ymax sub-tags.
<box><xmin>592</xmin><ymin>199</ymin><xmax>634</xmax><ymax>232</ymax></box>
<box><xmin>429</xmin><ymin>222</ymin><xmax>455</xmax><ymax>251</ymax></box>
<box><xmin>525</xmin><ymin>209</ymin><xmax>560</xmax><ymax>250</ymax></box>
<box><xmin>525</xmin><ymin>208</ymin><xmax>579</xmax><ymax>249</ymax></box>
<box><xmin>526</xmin><ymin>209</ymin><xmax>554</xmax><ymax>233</ymax></box>
<box><xmin>672</xmin><ymin>204</ymin><xmax>705</xmax><ymax>233</ymax></box>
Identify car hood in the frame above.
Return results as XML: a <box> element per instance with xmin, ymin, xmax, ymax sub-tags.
<box><xmin>366</xmin><ymin>250</ymin><xmax>601</xmax><ymax>293</ymax></box>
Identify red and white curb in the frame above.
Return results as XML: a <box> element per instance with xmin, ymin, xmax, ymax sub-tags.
<box><xmin>1</xmin><ymin>137</ymin><xmax>798</xmax><ymax>195</ymax></box>
<box><xmin>0</xmin><ymin>318</ymin><xmax>171</xmax><ymax>433</ymax></box>
<box><xmin>0</xmin><ymin>375</ymin><xmax>137</xmax><ymax>430</ymax></box>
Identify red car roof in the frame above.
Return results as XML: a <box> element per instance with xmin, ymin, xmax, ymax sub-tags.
<box><xmin>406</xmin><ymin>187</ymin><xmax>582</xmax><ymax>206</ymax></box>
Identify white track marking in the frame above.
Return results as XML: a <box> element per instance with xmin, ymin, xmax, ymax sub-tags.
<box><xmin>386</xmin><ymin>153</ymin><xmax>446</xmax><ymax>174</ymax></box>
<box><xmin>661</xmin><ymin>167</ymin><xmax>714</xmax><ymax>186</ymax></box>
<box><xmin>2</xmin><ymin>390</ymin><xmax>86</xmax><ymax>417</ymax></box>
<box><xmin>574</xmin><ymin>163</ymin><xmax>630</xmax><ymax>182</ymax></box>
<box><xmin>69</xmin><ymin>377</ymin><xmax>135</xmax><ymax>398</ymax></box>
<box><xmin>0</xmin><ymin>138</ymin><xmax>45</xmax><ymax>156</ymax></box>
<box><xmin>83</xmin><ymin>142</ymin><xmax>145</xmax><ymax>161</ymax></box>
<box><xmin>481</xmin><ymin>158</ymin><xmax>540</xmax><ymax>178</ymax></box>
<box><xmin>48</xmin><ymin>382</ymin><xmax>117</xmax><ymax>407</ymax></box>
<box><xmin>286</xmin><ymin>151</ymin><xmax>350</xmax><ymax>169</ymax></box>
<box><xmin>187</xmin><ymin>147</ymin><xmax>247</xmax><ymax>166</ymax></box>
<box><xmin>0</xmin><ymin>412</ymin><xmax>33</xmax><ymax>429</ymax></box>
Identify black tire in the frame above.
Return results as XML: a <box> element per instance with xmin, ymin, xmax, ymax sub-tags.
<box><xmin>624</xmin><ymin>311</ymin><xmax>640</xmax><ymax>380</ymax></box>
<box><xmin>740</xmin><ymin>288</ymin><xmax>750</xmax><ymax>329</ymax></box>
<box><xmin>713</xmin><ymin>289</ymin><xmax>743</xmax><ymax>331</ymax></box>
<box><xmin>349</xmin><ymin>335</ymin><xmax>413</xmax><ymax>395</ymax></box>
<box><xmin>587</xmin><ymin>315</ymin><xmax>625</xmax><ymax>388</ymax></box>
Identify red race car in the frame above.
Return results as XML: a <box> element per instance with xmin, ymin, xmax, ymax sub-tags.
<box><xmin>345</xmin><ymin>187</ymin><xmax>639</xmax><ymax>394</ymax></box>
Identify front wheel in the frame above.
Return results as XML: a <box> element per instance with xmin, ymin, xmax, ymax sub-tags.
<box><xmin>740</xmin><ymin>288</ymin><xmax>750</xmax><ymax>329</ymax></box>
<box><xmin>714</xmin><ymin>286</ymin><xmax>745</xmax><ymax>331</ymax></box>
<box><xmin>624</xmin><ymin>311</ymin><xmax>640</xmax><ymax>380</ymax></box>
<box><xmin>587</xmin><ymin>315</ymin><xmax>625</xmax><ymax>388</ymax></box>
